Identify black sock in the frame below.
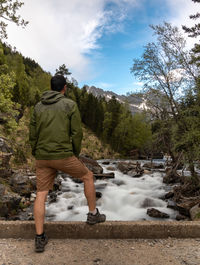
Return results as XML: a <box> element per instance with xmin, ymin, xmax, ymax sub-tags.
<box><xmin>36</xmin><ymin>232</ymin><xmax>45</xmax><ymax>238</ymax></box>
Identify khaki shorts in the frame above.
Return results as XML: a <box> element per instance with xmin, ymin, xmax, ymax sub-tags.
<box><xmin>36</xmin><ymin>156</ymin><xmax>91</xmax><ymax>191</ymax></box>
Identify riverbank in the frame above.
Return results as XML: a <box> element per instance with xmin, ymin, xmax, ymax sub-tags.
<box><xmin>1</xmin><ymin>133</ymin><xmax>200</xmax><ymax>222</ymax></box>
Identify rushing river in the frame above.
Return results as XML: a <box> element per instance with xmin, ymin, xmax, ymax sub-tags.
<box><xmin>46</xmin><ymin>160</ymin><xmax>177</xmax><ymax>221</ymax></box>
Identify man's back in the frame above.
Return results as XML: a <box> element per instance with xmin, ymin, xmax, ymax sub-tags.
<box><xmin>29</xmin><ymin>90</ymin><xmax>82</xmax><ymax>160</ymax></box>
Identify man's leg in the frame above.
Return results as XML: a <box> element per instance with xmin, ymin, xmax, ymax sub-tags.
<box><xmin>50</xmin><ymin>156</ymin><xmax>106</xmax><ymax>224</ymax></box>
<box><xmin>82</xmin><ymin>171</ymin><xmax>96</xmax><ymax>212</ymax></box>
<box><xmin>34</xmin><ymin>190</ymin><xmax>48</xmax><ymax>235</ymax></box>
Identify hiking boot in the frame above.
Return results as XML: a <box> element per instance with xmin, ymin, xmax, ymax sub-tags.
<box><xmin>35</xmin><ymin>233</ymin><xmax>48</xmax><ymax>253</ymax></box>
<box><xmin>86</xmin><ymin>208</ymin><xmax>106</xmax><ymax>225</ymax></box>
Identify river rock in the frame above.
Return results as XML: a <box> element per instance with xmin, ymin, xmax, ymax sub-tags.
<box><xmin>141</xmin><ymin>198</ymin><xmax>157</xmax><ymax>208</ymax></box>
<box><xmin>143</xmin><ymin>162</ymin><xmax>164</xmax><ymax>170</ymax></box>
<box><xmin>102</xmin><ymin>161</ymin><xmax>110</xmax><ymax>165</ymax></box>
<box><xmin>53</xmin><ymin>176</ymin><xmax>62</xmax><ymax>191</ymax></box>
<box><xmin>94</xmin><ymin>173</ymin><xmax>114</xmax><ymax>179</ymax></box>
<box><xmin>147</xmin><ymin>208</ymin><xmax>170</xmax><ymax>218</ymax></box>
<box><xmin>48</xmin><ymin>191</ymin><xmax>57</xmax><ymax>203</ymax></box>
<box><xmin>79</xmin><ymin>155</ymin><xmax>103</xmax><ymax>174</ymax></box>
<box><xmin>67</xmin><ymin>205</ymin><xmax>74</xmax><ymax>210</ymax></box>
<box><xmin>106</xmin><ymin>166</ymin><xmax>116</xmax><ymax>171</ymax></box>
<box><xmin>127</xmin><ymin>169</ymin><xmax>143</xmax><ymax>178</ymax></box>
<box><xmin>189</xmin><ymin>203</ymin><xmax>200</xmax><ymax>220</ymax></box>
<box><xmin>112</xmin><ymin>179</ymin><xmax>125</xmax><ymax>186</ymax></box>
<box><xmin>176</xmin><ymin>214</ymin><xmax>188</xmax><ymax>221</ymax></box>
<box><xmin>96</xmin><ymin>191</ymin><xmax>102</xmax><ymax>199</ymax></box>
<box><xmin>167</xmin><ymin>200</ymin><xmax>177</xmax><ymax>210</ymax></box>
<box><xmin>164</xmin><ymin>191</ymin><xmax>174</xmax><ymax>199</ymax></box>
<box><xmin>95</xmin><ymin>183</ymin><xmax>107</xmax><ymax>190</ymax></box>
<box><xmin>163</xmin><ymin>168</ymin><xmax>181</xmax><ymax>184</ymax></box>
<box><xmin>117</xmin><ymin>161</ymin><xmax>141</xmax><ymax>174</ymax></box>
<box><xmin>176</xmin><ymin>198</ymin><xmax>200</xmax><ymax>217</ymax></box>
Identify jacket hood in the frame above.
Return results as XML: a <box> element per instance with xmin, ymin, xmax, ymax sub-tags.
<box><xmin>41</xmin><ymin>91</ymin><xmax>64</xmax><ymax>105</ymax></box>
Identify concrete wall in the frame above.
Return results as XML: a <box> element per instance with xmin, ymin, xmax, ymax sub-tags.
<box><xmin>1</xmin><ymin>221</ymin><xmax>200</xmax><ymax>239</ymax></box>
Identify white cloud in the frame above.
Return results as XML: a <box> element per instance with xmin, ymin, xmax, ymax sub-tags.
<box><xmin>6</xmin><ymin>0</ymin><xmax>139</xmax><ymax>81</ymax></box>
<box><xmin>167</xmin><ymin>0</ymin><xmax>200</xmax><ymax>49</ymax></box>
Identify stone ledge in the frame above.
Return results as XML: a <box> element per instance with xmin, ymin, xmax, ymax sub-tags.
<box><xmin>0</xmin><ymin>221</ymin><xmax>200</xmax><ymax>239</ymax></box>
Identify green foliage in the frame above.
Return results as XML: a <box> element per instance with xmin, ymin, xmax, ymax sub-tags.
<box><xmin>0</xmin><ymin>71</ymin><xmax>19</xmax><ymax>132</ymax></box>
<box><xmin>0</xmin><ymin>0</ymin><xmax>28</xmax><ymax>39</ymax></box>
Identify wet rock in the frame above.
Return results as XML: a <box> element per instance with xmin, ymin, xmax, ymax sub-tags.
<box><xmin>141</xmin><ymin>198</ymin><xmax>157</xmax><ymax>208</ymax></box>
<box><xmin>106</xmin><ymin>166</ymin><xmax>116</xmax><ymax>171</ymax></box>
<box><xmin>143</xmin><ymin>162</ymin><xmax>164</xmax><ymax>170</ymax></box>
<box><xmin>67</xmin><ymin>205</ymin><xmax>74</xmax><ymax>210</ymax></box>
<box><xmin>147</xmin><ymin>208</ymin><xmax>170</xmax><ymax>218</ymax></box>
<box><xmin>79</xmin><ymin>155</ymin><xmax>103</xmax><ymax>174</ymax></box>
<box><xmin>176</xmin><ymin>214</ymin><xmax>188</xmax><ymax>221</ymax></box>
<box><xmin>48</xmin><ymin>192</ymin><xmax>57</xmax><ymax>203</ymax></box>
<box><xmin>94</xmin><ymin>173</ymin><xmax>114</xmax><ymax>179</ymax></box>
<box><xmin>165</xmin><ymin>191</ymin><xmax>174</xmax><ymax>199</ymax></box>
<box><xmin>53</xmin><ymin>176</ymin><xmax>62</xmax><ymax>191</ymax></box>
<box><xmin>167</xmin><ymin>200</ymin><xmax>177</xmax><ymax>210</ymax></box>
<box><xmin>190</xmin><ymin>203</ymin><xmax>200</xmax><ymax>220</ymax></box>
<box><xmin>127</xmin><ymin>170</ymin><xmax>143</xmax><ymax>178</ymax></box>
<box><xmin>112</xmin><ymin>179</ymin><xmax>125</xmax><ymax>186</ymax></box>
<box><xmin>96</xmin><ymin>191</ymin><xmax>102</xmax><ymax>199</ymax></box>
<box><xmin>95</xmin><ymin>183</ymin><xmax>107</xmax><ymax>190</ymax></box>
<box><xmin>102</xmin><ymin>161</ymin><xmax>110</xmax><ymax>165</ymax></box>
<box><xmin>143</xmin><ymin>169</ymin><xmax>151</xmax><ymax>174</ymax></box>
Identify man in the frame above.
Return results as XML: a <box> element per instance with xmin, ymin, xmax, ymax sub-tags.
<box><xmin>29</xmin><ymin>75</ymin><xmax>106</xmax><ymax>253</ymax></box>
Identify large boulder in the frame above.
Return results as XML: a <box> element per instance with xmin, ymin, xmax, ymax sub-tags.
<box><xmin>176</xmin><ymin>197</ymin><xmax>200</xmax><ymax>217</ymax></box>
<box><xmin>147</xmin><ymin>208</ymin><xmax>170</xmax><ymax>218</ymax></box>
<box><xmin>0</xmin><ymin>192</ymin><xmax>21</xmax><ymax>218</ymax></box>
<box><xmin>79</xmin><ymin>155</ymin><xmax>103</xmax><ymax>174</ymax></box>
<box><xmin>10</xmin><ymin>173</ymin><xmax>36</xmax><ymax>197</ymax></box>
<box><xmin>190</xmin><ymin>203</ymin><xmax>200</xmax><ymax>220</ymax></box>
<box><xmin>163</xmin><ymin>168</ymin><xmax>181</xmax><ymax>184</ymax></box>
<box><xmin>117</xmin><ymin>161</ymin><xmax>139</xmax><ymax>174</ymax></box>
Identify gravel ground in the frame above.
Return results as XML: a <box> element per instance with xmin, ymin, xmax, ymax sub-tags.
<box><xmin>0</xmin><ymin>238</ymin><xmax>200</xmax><ymax>265</ymax></box>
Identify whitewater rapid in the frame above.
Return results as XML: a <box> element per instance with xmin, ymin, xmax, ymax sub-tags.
<box><xmin>46</xmin><ymin>160</ymin><xmax>177</xmax><ymax>221</ymax></box>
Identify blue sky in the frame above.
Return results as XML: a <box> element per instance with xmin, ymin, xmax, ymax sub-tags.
<box><xmin>6</xmin><ymin>0</ymin><xmax>199</xmax><ymax>95</ymax></box>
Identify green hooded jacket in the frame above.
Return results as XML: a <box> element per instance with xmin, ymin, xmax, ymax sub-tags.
<box><xmin>29</xmin><ymin>90</ymin><xmax>83</xmax><ymax>160</ymax></box>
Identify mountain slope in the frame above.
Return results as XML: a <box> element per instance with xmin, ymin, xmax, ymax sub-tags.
<box><xmin>84</xmin><ymin>85</ymin><xmax>147</xmax><ymax>114</ymax></box>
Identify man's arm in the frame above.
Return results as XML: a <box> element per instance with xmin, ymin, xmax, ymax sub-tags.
<box><xmin>70</xmin><ymin>103</ymin><xmax>83</xmax><ymax>157</ymax></box>
<box><xmin>29</xmin><ymin>108</ymin><xmax>37</xmax><ymax>156</ymax></box>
